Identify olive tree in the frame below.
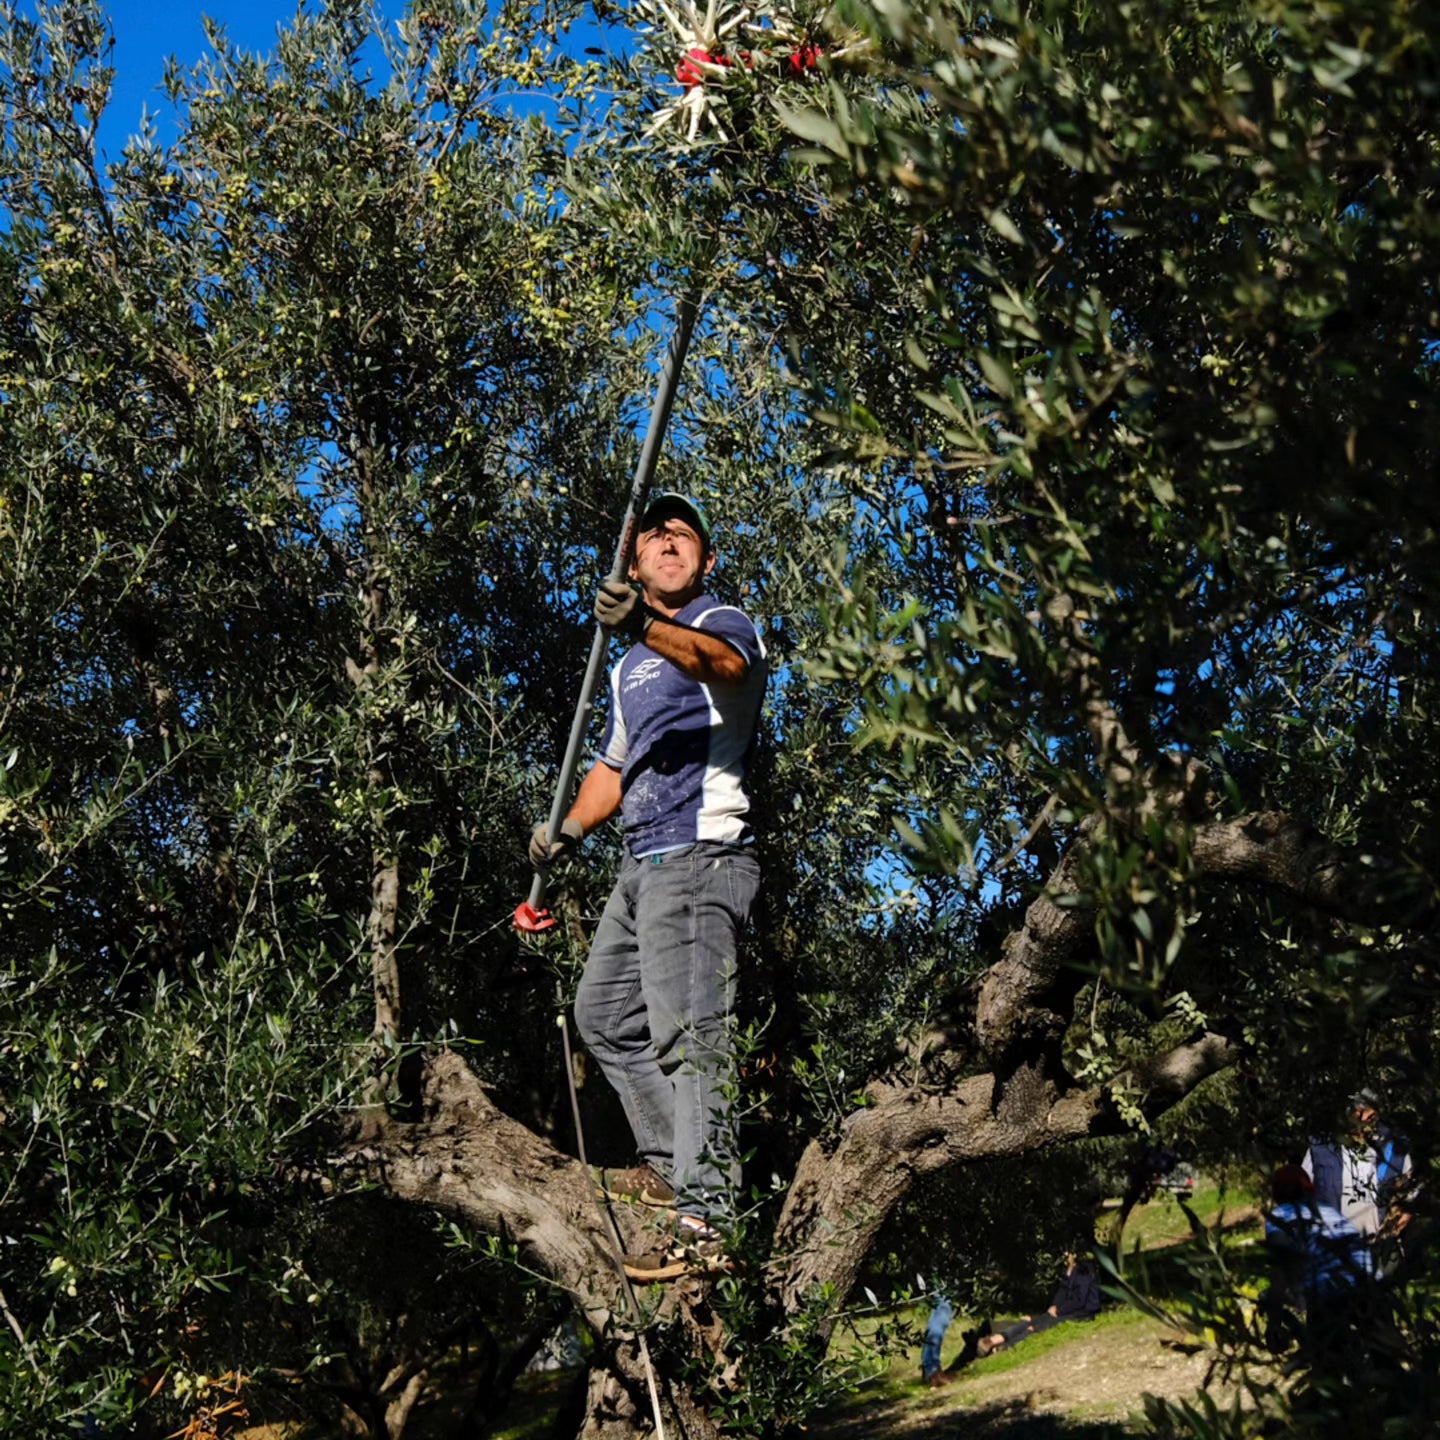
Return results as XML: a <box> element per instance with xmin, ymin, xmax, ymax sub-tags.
<box><xmin>5</xmin><ymin>0</ymin><xmax>1439</xmax><ymax>1437</ymax></box>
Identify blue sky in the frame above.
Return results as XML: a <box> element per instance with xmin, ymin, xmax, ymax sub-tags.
<box><xmin>97</xmin><ymin>2</ymin><xmax>313</xmax><ymax>160</ymax></box>
<box><xmin>92</xmin><ymin>1</ymin><xmax>622</xmax><ymax>161</ymax></box>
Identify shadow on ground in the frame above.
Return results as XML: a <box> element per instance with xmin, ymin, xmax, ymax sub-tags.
<box><xmin>814</xmin><ymin>1395</ymin><xmax>1128</xmax><ymax>1440</ymax></box>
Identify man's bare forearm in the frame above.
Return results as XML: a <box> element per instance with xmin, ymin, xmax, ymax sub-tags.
<box><xmin>642</xmin><ymin>614</ymin><xmax>749</xmax><ymax>685</ymax></box>
<box><xmin>569</xmin><ymin>761</ymin><xmax>623</xmax><ymax>833</ymax></box>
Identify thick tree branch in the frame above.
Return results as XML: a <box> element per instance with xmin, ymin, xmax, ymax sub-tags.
<box><xmin>1119</xmin><ymin>1029</ymin><xmax>1239</xmax><ymax>1100</ymax></box>
<box><xmin>974</xmin><ymin>816</ymin><xmax>1100</xmax><ymax>1059</ymax></box>
<box><xmin>338</xmin><ymin>1052</ymin><xmax>626</xmax><ymax>1334</ymax></box>
<box><xmin>342</xmin><ymin>1061</ymin><xmax>726</xmax><ymax>1436</ymax></box>
<box><xmin>976</xmin><ymin>808</ymin><xmax>1436</xmax><ymax>1063</ymax></box>
<box><xmin>771</xmin><ymin>1027</ymin><xmax>1238</xmax><ymax>1321</ymax></box>
<box><xmin>368</xmin><ymin>858</ymin><xmax>401</xmax><ymax>1046</ymax></box>
<box><xmin>771</xmin><ymin>1067</ymin><xmax>1099</xmax><ymax>1316</ymax></box>
<box><xmin>1044</xmin><ymin>591</ymin><xmax>1144</xmax><ymax>794</ymax></box>
<box><xmin>1189</xmin><ymin>812</ymin><xmax>1438</xmax><ymax>928</ymax></box>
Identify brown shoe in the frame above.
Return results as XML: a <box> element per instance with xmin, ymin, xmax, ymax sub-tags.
<box><xmin>622</xmin><ymin>1223</ymin><xmax>730</xmax><ymax>1282</ymax></box>
<box><xmin>924</xmin><ymin>1369</ymin><xmax>954</xmax><ymax>1387</ymax></box>
<box><xmin>596</xmin><ymin>1164</ymin><xmax>675</xmax><ymax>1209</ymax></box>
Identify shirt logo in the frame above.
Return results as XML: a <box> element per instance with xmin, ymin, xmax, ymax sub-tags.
<box><xmin>623</xmin><ymin>657</ymin><xmax>667</xmax><ymax>693</ymax></box>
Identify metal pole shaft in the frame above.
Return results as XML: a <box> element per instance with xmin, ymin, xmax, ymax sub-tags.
<box><xmin>559</xmin><ymin>1015</ymin><xmax>668</xmax><ymax>1440</ymax></box>
<box><xmin>527</xmin><ymin>283</ymin><xmax>704</xmax><ymax>915</ymax></box>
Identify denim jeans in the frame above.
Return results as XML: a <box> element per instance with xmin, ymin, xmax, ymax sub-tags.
<box><xmin>922</xmin><ymin>1297</ymin><xmax>954</xmax><ymax>1377</ymax></box>
<box><xmin>574</xmin><ymin>841</ymin><xmax>760</xmax><ymax>1220</ymax></box>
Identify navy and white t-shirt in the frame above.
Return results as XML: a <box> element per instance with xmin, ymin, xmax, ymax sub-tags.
<box><xmin>598</xmin><ymin>594</ymin><xmax>767</xmax><ymax>857</ymax></box>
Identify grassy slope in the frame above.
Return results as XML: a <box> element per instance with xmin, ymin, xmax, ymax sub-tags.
<box><xmin>812</xmin><ymin>1180</ymin><xmax>1266</xmax><ymax>1436</ymax></box>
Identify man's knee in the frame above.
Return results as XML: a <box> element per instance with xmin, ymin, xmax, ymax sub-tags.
<box><xmin>574</xmin><ymin>974</ymin><xmax>622</xmax><ymax>1054</ymax></box>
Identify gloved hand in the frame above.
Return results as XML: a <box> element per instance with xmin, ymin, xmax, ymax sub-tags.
<box><xmin>594</xmin><ymin>580</ymin><xmax>654</xmax><ymax>639</ymax></box>
<box><xmin>529</xmin><ymin>817</ymin><xmax>584</xmax><ymax>869</ymax></box>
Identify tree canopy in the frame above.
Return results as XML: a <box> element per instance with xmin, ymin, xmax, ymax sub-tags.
<box><xmin>2</xmin><ymin>0</ymin><xmax>1438</xmax><ymax>1436</ymax></box>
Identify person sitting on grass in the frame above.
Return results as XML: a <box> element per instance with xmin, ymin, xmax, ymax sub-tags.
<box><xmin>976</xmin><ymin>1254</ymin><xmax>1101</xmax><ymax>1357</ymax></box>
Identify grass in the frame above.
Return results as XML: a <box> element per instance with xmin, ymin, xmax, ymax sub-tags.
<box><xmin>1109</xmin><ymin>1182</ymin><xmax>1261</xmax><ymax>1254</ymax></box>
<box><xmin>847</xmin><ymin>1300</ymin><xmax>1156</xmax><ymax>1401</ymax></box>
<box><xmin>1099</xmin><ymin>1183</ymin><xmax>1269</xmax><ymax>1316</ymax></box>
<box><xmin>811</xmin><ymin>1302</ymin><xmax>1198</xmax><ymax>1440</ymax></box>
<box><xmin>957</xmin><ymin>1307</ymin><xmax>1151</xmax><ymax>1381</ymax></box>
<box><xmin>813</xmin><ymin>1177</ymin><xmax>1267</xmax><ymax>1434</ymax></box>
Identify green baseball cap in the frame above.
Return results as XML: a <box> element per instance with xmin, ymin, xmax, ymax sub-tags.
<box><xmin>639</xmin><ymin>492</ymin><xmax>713</xmax><ymax>551</ymax></box>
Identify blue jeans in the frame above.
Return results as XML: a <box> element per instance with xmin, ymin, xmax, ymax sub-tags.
<box><xmin>922</xmin><ymin>1297</ymin><xmax>953</xmax><ymax>1377</ymax></box>
<box><xmin>574</xmin><ymin>842</ymin><xmax>760</xmax><ymax>1220</ymax></box>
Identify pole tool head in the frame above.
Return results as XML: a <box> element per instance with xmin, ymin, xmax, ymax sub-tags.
<box><xmin>514</xmin><ymin>900</ymin><xmax>556</xmax><ymax>934</ymax></box>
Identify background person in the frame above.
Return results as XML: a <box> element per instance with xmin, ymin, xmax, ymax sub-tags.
<box><xmin>919</xmin><ymin>1284</ymin><xmax>956</xmax><ymax>1387</ymax></box>
<box><xmin>1303</xmin><ymin>1090</ymin><xmax>1413</xmax><ymax>1265</ymax></box>
<box><xmin>975</xmin><ymin>1254</ymin><xmax>1101</xmax><ymax>1358</ymax></box>
<box><xmin>1267</xmin><ymin>1164</ymin><xmax>1374</xmax><ymax>1290</ymax></box>
<box><xmin>1265</xmin><ymin>1162</ymin><xmax>1380</xmax><ymax>1361</ymax></box>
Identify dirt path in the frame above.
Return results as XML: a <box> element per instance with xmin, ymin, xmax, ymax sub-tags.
<box><xmin>814</xmin><ymin>1317</ymin><xmax>1227</xmax><ymax>1439</ymax></box>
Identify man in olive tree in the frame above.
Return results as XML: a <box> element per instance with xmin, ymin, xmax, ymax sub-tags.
<box><xmin>529</xmin><ymin>493</ymin><xmax>766</xmax><ymax>1279</ymax></box>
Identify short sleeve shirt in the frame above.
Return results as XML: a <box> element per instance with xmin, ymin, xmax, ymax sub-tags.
<box><xmin>598</xmin><ymin>595</ymin><xmax>767</xmax><ymax>857</ymax></box>
<box><xmin>1266</xmin><ymin>1203</ymin><xmax>1375</xmax><ymax>1293</ymax></box>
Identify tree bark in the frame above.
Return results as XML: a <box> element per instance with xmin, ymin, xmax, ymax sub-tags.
<box><xmin>342</xmin><ymin>1052</ymin><xmax>627</xmax><ymax>1335</ymax></box>
<box><xmin>770</xmin><ymin>1067</ymin><xmax>1100</xmax><ymax>1317</ymax></box>
<box><xmin>974</xmin><ymin>817</ymin><xmax>1100</xmax><ymax>1059</ymax></box>
<box><xmin>369</xmin><ymin>854</ymin><xmax>402</xmax><ymax>1046</ymax></box>
<box><xmin>383</xmin><ymin>1370</ymin><xmax>427</xmax><ymax>1439</ymax></box>
<box><xmin>1189</xmin><ymin>811</ymin><xmax>1438</xmax><ymax>927</ymax></box>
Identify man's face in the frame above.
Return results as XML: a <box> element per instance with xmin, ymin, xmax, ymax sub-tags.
<box><xmin>630</xmin><ymin>513</ymin><xmax>715</xmax><ymax>608</ymax></box>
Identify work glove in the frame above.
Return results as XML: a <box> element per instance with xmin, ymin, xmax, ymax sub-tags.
<box><xmin>529</xmin><ymin>817</ymin><xmax>584</xmax><ymax>869</ymax></box>
<box><xmin>594</xmin><ymin>580</ymin><xmax>654</xmax><ymax>640</ymax></box>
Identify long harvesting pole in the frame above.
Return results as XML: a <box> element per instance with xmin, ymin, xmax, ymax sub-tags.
<box><xmin>516</xmin><ymin>282</ymin><xmax>704</xmax><ymax>932</ymax></box>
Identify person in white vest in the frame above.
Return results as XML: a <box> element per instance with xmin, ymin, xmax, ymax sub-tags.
<box><xmin>1302</xmin><ymin>1090</ymin><xmax>1413</xmax><ymax>1244</ymax></box>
